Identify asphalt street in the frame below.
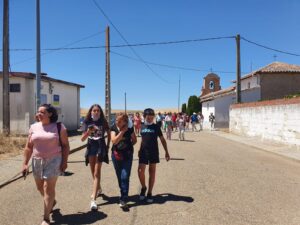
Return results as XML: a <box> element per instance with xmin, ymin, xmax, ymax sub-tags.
<box><xmin>1</xmin><ymin>131</ymin><xmax>300</xmax><ymax>225</ymax></box>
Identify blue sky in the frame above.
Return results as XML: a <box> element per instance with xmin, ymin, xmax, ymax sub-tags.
<box><xmin>2</xmin><ymin>0</ymin><xmax>300</xmax><ymax>110</ymax></box>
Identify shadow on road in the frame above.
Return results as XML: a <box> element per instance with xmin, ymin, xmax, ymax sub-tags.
<box><xmin>99</xmin><ymin>193</ymin><xmax>194</xmax><ymax>211</ymax></box>
<box><xmin>170</xmin><ymin>139</ymin><xmax>195</xmax><ymax>142</ymax></box>
<box><xmin>51</xmin><ymin>209</ymin><xmax>107</xmax><ymax>224</ymax></box>
<box><xmin>68</xmin><ymin>158</ymin><xmax>185</xmax><ymax>164</ymax></box>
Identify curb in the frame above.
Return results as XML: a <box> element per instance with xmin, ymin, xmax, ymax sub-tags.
<box><xmin>0</xmin><ymin>144</ymin><xmax>87</xmax><ymax>190</ymax></box>
<box><xmin>210</xmin><ymin>131</ymin><xmax>300</xmax><ymax>163</ymax></box>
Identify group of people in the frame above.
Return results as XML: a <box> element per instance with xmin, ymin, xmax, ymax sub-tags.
<box><xmin>132</xmin><ymin>111</ymin><xmax>215</xmax><ymax>141</ymax></box>
<box><xmin>129</xmin><ymin>111</ymin><xmax>216</xmax><ymax>142</ymax></box>
<box><xmin>22</xmin><ymin>104</ymin><xmax>170</xmax><ymax>225</ymax></box>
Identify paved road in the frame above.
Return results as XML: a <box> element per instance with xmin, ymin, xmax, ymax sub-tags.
<box><xmin>1</xmin><ymin>131</ymin><xmax>300</xmax><ymax>225</ymax></box>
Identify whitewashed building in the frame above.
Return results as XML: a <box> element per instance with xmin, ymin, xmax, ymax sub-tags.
<box><xmin>0</xmin><ymin>72</ymin><xmax>84</xmax><ymax>134</ymax></box>
<box><xmin>200</xmin><ymin>62</ymin><xmax>300</xmax><ymax>129</ymax></box>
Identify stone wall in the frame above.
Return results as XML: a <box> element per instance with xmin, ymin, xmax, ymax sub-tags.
<box><xmin>230</xmin><ymin>98</ymin><xmax>300</xmax><ymax>146</ymax></box>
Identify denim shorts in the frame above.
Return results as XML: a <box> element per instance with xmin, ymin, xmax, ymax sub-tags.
<box><xmin>32</xmin><ymin>155</ymin><xmax>62</xmax><ymax>179</ymax></box>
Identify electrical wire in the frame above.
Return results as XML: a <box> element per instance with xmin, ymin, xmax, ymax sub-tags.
<box><xmin>241</xmin><ymin>37</ymin><xmax>300</xmax><ymax>57</ymax></box>
<box><xmin>111</xmin><ymin>50</ymin><xmax>236</xmax><ymax>74</ymax></box>
<box><xmin>92</xmin><ymin>0</ymin><xmax>172</xmax><ymax>83</ymax></box>
<box><xmin>11</xmin><ymin>30</ymin><xmax>106</xmax><ymax>66</ymax></box>
<box><xmin>7</xmin><ymin>36</ymin><xmax>235</xmax><ymax>52</ymax></box>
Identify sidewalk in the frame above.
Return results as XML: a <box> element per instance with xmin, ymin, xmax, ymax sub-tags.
<box><xmin>0</xmin><ymin>135</ymin><xmax>86</xmax><ymax>188</ymax></box>
<box><xmin>210</xmin><ymin>130</ymin><xmax>300</xmax><ymax>162</ymax></box>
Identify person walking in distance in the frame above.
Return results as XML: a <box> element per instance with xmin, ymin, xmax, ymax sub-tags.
<box><xmin>191</xmin><ymin>112</ymin><xmax>198</xmax><ymax>132</ymax></box>
<box><xmin>134</xmin><ymin>112</ymin><xmax>142</xmax><ymax>137</ymax></box>
<box><xmin>22</xmin><ymin>104</ymin><xmax>70</xmax><ymax>225</ymax></box>
<box><xmin>185</xmin><ymin>114</ymin><xmax>190</xmax><ymax>131</ymax></box>
<box><xmin>171</xmin><ymin>113</ymin><xmax>177</xmax><ymax>132</ymax></box>
<box><xmin>110</xmin><ymin>113</ymin><xmax>137</xmax><ymax>208</ymax></box>
<box><xmin>81</xmin><ymin>104</ymin><xmax>111</xmax><ymax>211</ymax></box>
<box><xmin>165</xmin><ymin>112</ymin><xmax>173</xmax><ymax>140</ymax></box>
<box><xmin>156</xmin><ymin>112</ymin><xmax>162</xmax><ymax>130</ymax></box>
<box><xmin>138</xmin><ymin>108</ymin><xmax>170</xmax><ymax>203</ymax></box>
<box><xmin>209</xmin><ymin>112</ymin><xmax>215</xmax><ymax>131</ymax></box>
<box><xmin>199</xmin><ymin>112</ymin><xmax>204</xmax><ymax>131</ymax></box>
<box><xmin>178</xmin><ymin>113</ymin><xmax>185</xmax><ymax>141</ymax></box>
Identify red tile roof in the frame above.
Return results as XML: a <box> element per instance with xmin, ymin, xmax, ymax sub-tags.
<box><xmin>233</xmin><ymin>61</ymin><xmax>300</xmax><ymax>83</ymax></box>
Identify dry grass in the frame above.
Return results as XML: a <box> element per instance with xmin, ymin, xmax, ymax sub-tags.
<box><xmin>0</xmin><ymin>134</ymin><xmax>27</xmax><ymax>159</ymax></box>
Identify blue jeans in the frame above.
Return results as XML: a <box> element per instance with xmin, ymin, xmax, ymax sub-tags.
<box><xmin>111</xmin><ymin>153</ymin><xmax>133</xmax><ymax>201</ymax></box>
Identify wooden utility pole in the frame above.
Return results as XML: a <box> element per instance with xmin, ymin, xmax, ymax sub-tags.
<box><xmin>105</xmin><ymin>26</ymin><xmax>111</xmax><ymax>124</ymax></box>
<box><xmin>236</xmin><ymin>34</ymin><xmax>241</xmax><ymax>103</ymax></box>
<box><xmin>2</xmin><ymin>0</ymin><xmax>10</xmax><ymax>135</ymax></box>
<box><xmin>36</xmin><ymin>0</ymin><xmax>41</xmax><ymax>111</ymax></box>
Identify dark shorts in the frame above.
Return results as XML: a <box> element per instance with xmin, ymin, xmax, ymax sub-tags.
<box><xmin>85</xmin><ymin>145</ymin><xmax>107</xmax><ymax>163</ymax></box>
<box><xmin>138</xmin><ymin>149</ymin><xmax>160</xmax><ymax>165</ymax></box>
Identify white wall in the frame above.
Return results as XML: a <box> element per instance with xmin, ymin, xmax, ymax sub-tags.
<box><xmin>0</xmin><ymin>77</ymin><xmax>35</xmax><ymax>133</ymax></box>
<box><xmin>241</xmin><ymin>75</ymin><xmax>260</xmax><ymax>91</ymax></box>
<box><xmin>202</xmin><ymin>100</ymin><xmax>215</xmax><ymax>129</ymax></box>
<box><xmin>214</xmin><ymin>94</ymin><xmax>236</xmax><ymax>128</ymax></box>
<box><xmin>230</xmin><ymin>100</ymin><xmax>300</xmax><ymax>146</ymax></box>
<box><xmin>49</xmin><ymin>81</ymin><xmax>80</xmax><ymax>130</ymax></box>
<box><xmin>0</xmin><ymin>76</ymin><xmax>81</xmax><ymax>134</ymax></box>
<box><xmin>201</xmin><ymin>88</ymin><xmax>261</xmax><ymax>129</ymax></box>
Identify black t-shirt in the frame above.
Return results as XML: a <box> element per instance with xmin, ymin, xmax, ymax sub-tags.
<box><xmin>140</xmin><ymin>123</ymin><xmax>163</xmax><ymax>153</ymax></box>
<box><xmin>111</xmin><ymin>124</ymin><xmax>134</xmax><ymax>157</ymax></box>
<box><xmin>82</xmin><ymin>119</ymin><xmax>109</xmax><ymax>149</ymax></box>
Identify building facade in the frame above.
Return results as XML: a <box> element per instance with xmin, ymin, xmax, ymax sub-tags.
<box><xmin>200</xmin><ymin>62</ymin><xmax>300</xmax><ymax>129</ymax></box>
<box><xmin>0</xmin><ymin>72</ymin><xmax>84</xmax><ymax>134</ymax></box>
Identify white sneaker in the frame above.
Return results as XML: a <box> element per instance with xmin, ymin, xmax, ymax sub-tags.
<box><xmin>119</xmin><ymin>200</ymin><xmax>128</xmax><ymax>208</ymax></box>
<box><xmin>90</xmin><ymin>200</ymin><xmax>98</xmax><ymax>211</ymax></box>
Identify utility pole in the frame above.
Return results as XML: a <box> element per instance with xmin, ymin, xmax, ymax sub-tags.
<box><xmin>178</xmin><ymin>74</ymin><xmax>181</xmax><ymax>113</ymax></box>
<box><xmin>105</xmin><ymin>26</ymin><xmax>111</xmax><ymax>124</ymax></box>
<box><xmin>36</xmin><ymin>0</ymin><xmax>41</xmax><ymax>111</ymax></box>
<box><xmin>2</xmin><ymin>0</ymin><xmax>10</xmax><ymax>135</ymax></box>
<box><xmin>125</xmin><ymin>92</ymin><xmax>127</xmax><ymax>114</ymax></box>
<box><xmin>236</xmin><ymin>34</ymin><xmax>241</xmax><ymax>103</ymax></box>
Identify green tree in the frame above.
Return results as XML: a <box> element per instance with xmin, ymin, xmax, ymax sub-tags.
<box><xmin>187</xmin><ymin>95</ymin><xmax>201</xmax><ymax>115</ymax></box>
<box><xmin>181</xmin><ymin>103</ymin><xmax>187</xmax><ymax>113</ymax></box>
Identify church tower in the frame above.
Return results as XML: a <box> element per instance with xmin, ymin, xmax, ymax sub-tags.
<box><xmin>200</xmin><ymin>73</ymin><xmax>221</xmax><ymax>97</ymax></box>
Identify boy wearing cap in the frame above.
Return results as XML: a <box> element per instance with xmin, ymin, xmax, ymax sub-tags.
<box><xmin>138</xmin><ymin>108</ymin><xmax>170</xmax><ymax>203</ymax></box>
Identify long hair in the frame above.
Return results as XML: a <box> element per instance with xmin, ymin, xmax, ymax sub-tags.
<box><xmin>85</xmin><ymin>104</ymin><xmax>108</xmax><ymax>128</ymax></box>
<box><xmin>40</xmin><ymin>104</ymin><xmax>58</xmax><ymax>123</ymax></box>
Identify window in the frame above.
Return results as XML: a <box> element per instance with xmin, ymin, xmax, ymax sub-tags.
<box><xmin>41</xmin><ymin>94</ymin><xmax>47</xmax><ymax>104</ymax></box>
<box><xmin>209</xmin><ymin>81</ymin><xmax>215</xmax><ymax>90</ymax></box>
<box><xmin>248</xmin><ymin>82</ymin><xmax>251</xmax><ymax>89</ymax></box>
<box><xmin>10</xmin><ymin>83</ymin><xmax>21</xmax><ymax>92</ymax></box>
<box><xmin>207</xmin><ymin>103</ymin><xmax>209</xmax><ymax>110</ymax></box>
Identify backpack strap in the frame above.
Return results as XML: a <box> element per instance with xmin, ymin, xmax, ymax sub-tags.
<box><xmin>57</xmin><ymin>122</ymin><xmax>63</xmax><ymax>147</ymax></box>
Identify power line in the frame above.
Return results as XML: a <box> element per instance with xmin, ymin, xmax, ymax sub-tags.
<box><xmin>111</xmin><ymin>50</ymin><xmax>237</xmax><ymax>74</ymax></box>
<box><xmin>11</xmin><ymin>30</ymin><xmax>106</xmax><ymax>66</ymax></box>
<box><xmin>241</xmin><ymin>37</ymin><xmax>300</xmax><ymax>57</ymax></box>
<box><xmin>92</xmin><ymin>0</ymin><xmax>170</xmax><ymax>83</ymax></box>
<box><xmin>6</xmin><ymin>36</ymin><xmax>235</xmax><ymax>52</ymax></box>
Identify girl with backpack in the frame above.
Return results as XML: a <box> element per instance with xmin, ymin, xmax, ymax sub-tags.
<box><xmin>22</xmin><ymin>104</ymin><xmax>70</xmax><ymax>225</ymax></box>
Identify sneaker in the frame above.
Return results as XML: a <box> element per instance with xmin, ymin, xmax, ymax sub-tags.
<box><xmin>146</xmin><ymin>193</ymin><xmax>154</xmax><ymax>203</ymax></box>
<box><xmin>139</xmin><ymin>187</ymin><xmax>147</xmax><ymax>201</ymax></box>
<box><xmin>119</xmin><ymin>200</ymin><xmax>128</xmax><ymax>208</ymax></box>
<box><xmin>90</xmin><ymin>200</ymin><xmax>98</xmax><ymax>211</ymax></box>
